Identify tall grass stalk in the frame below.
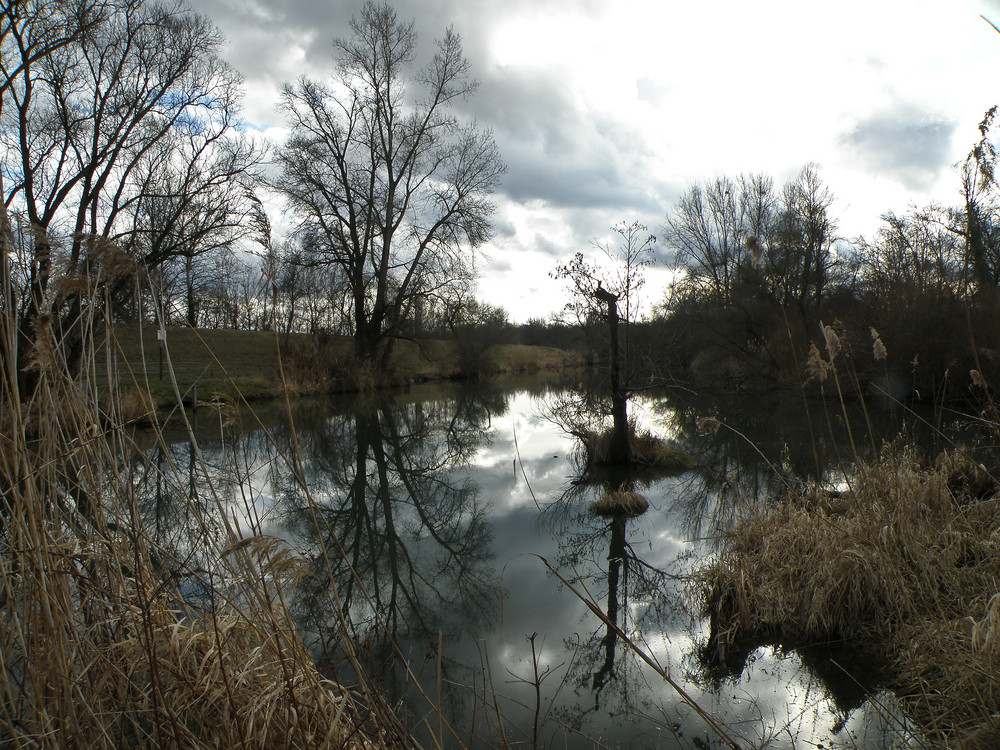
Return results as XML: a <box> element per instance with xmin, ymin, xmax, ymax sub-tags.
<box><xmin>0</xmin><ymin>229</ymin><xmax>404</xmax><ymax>747</ymax></box>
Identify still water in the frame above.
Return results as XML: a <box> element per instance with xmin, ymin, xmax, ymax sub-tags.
<box><xmin>135</xmin><ymin>376</ymin><xmax>942</xmax><ymax>749</ymax></box>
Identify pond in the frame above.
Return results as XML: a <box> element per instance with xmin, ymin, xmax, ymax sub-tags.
<box><xmin>133</xmin><ymin>375</ymin><xmax>945</xmax><ymax>749</ymax></box>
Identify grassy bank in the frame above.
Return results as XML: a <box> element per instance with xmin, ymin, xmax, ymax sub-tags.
<box><xmin>101</xmin><ymin>323</ymin><xmax>584</xmax><ymax>411</ymax></box>
<box><xmin>697</xmin><ymin>446</ymin><xmax>1000</xmax><ymax>748</ymax></box>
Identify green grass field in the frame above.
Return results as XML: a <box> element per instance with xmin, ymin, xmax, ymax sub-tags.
<box><xmin>99</xmin><ymin>323</ymin><xmax>583</xmax><ymax>410</ymax></box>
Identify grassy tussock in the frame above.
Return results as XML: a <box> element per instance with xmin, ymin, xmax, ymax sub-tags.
<box><xmin>578</xmin><ymin>425</ymin><xmax>695</xmax><ymax>471</ymax></box>
<box><xmin>112</xmin><ymin>384</ymin><xmax>156</xmax><ymax>423</ymax></box>
<box><xmin>589</xmin><ymin>490</ymin><xmax>649</xmax><ymax>517</ymax></box>
<box><xmin>697</xmin><ymin>445</ymin><xmax>1000</xmax><ymax>746</ymax></box>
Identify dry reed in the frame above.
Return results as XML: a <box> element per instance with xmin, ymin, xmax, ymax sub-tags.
<box><xmin>697</xmin><ymin>444</ymin><xmax>1000</xmax><ymax>747</ymax></box>
<box><xmin>0</xmin><ymin>231</ymin><xmax>404</xmax><ymax>747</ymax></box>
<box><xmin>588</xmin><ymin>490</ymin><xmax>649</xmax><ymax>517</ymax></box>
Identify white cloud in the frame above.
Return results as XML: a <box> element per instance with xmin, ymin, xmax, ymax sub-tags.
<box><xmin>196</xmin><ymin>0</ymin><xmax>1000</xmax><ymax>320</ymax></box>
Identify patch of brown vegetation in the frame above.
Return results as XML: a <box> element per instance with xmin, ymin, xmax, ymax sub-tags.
<box><xmin>576</xmin><ymin>424</ymin><xmax>695</xmax><ymax>472</ymax></box>
<box><xmin>112</xmin><ymin>385</ymin><xmax>156</xmax><ymax>424</ymax></box>
<box><xmin>696</xmin><ymin>446</ymin><xmax>1000</xmax><ymax>746</ymax></box>
<box><xmin>589</xmin><ymin>490</ymin><xmax>650</xmax><ymax>517</ymax></box>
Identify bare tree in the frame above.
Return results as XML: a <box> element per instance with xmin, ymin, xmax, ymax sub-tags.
<box><xmin>276</xmin><ymin>1</ymin><xmax>505</xmax><ymax>368</ymax></box>
<box><xmin>2</xmin><ymin>0</ymin><xmax>263</xmax><ymax>392</ymax></box>
<box><xmin>664</xmin><ymin>167</ymin><xmax>836</xmax><ymax>320</ymax></box>
<box><xmin>553</xmin><ymin>221</ymin><xmax>656</xmax><ymax>465</ymax></box>
<box><xmin>665</xmin><ymin>174</ymin><xmax>776</xmax><ymax>306</ymax></box>
<box><xmin>772</xmin><ymin>163</ymin><xmax>837</xmax><ymax>319</ymax></box>
<box><xmin>856</xmin><ymin>207</ymin><xmax>963</xmax><ymax>311</ymax></box>
<box><xmin>0</xmin><ymin>1</ymin><xmax>111</xmax><ymax>107</ymax></box>
<box><xmin>1</xmin><ymin>0</ymin><xmax>112</xmax><ymax>380</ymax></box>
<box><xmin>122</xmin><ymin>133</ymin><xmax>267</xmax><ymax>327</ymax></box>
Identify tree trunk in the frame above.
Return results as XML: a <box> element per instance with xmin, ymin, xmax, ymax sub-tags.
<box><xmin>592</xmin><ymin>513</ymin><xmax>627</xmax><ymax>694</ymax></box>
<box><xmin>595</xmin><ymin>285</ymin><xmax>632</xmax><ymax>465</ymax></box>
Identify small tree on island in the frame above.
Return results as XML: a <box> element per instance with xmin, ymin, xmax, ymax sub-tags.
<box><xmin>552</xmin><ymin>221</ymin><xmax>657</xmax><ymax>467</ymax></box>
<box><xmin>593</xmin><ymin>282</ymin><xmax>630</xmax><ymax>464</ymax></box>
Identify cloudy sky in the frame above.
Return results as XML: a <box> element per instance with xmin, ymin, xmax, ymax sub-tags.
<box><xmin>199</xmin><ymin>0</ymin><xmax>1000</xmax><ymax>322</ymax></box>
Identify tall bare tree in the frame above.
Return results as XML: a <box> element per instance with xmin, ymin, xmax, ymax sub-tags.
<box><xmin>2</xmin><ymin>0</ymin><xmax>263</xmax><ymax>392</ymax></box>
<box><xmin>276</xmin><ymin>1</ymin><xmax>505</xmax><ymax>368</ymax></box>
<box><xmin>772</xmin><ymin>163</ymin><xmax>837</xmax><ymax>319</ymax></box>
<box><xmin>665</xmin><ymin>174</ymin><xmax>776</xmax><ymax>306</ymax></box>
<box><xmin>1</xmin><ymin>0</ymin><xmax>111</xmax><ymax>375</ymax></box>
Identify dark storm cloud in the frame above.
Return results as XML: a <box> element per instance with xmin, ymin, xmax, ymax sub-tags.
<box><xmin>195</xmin><ymin>0</ymin><xmax>497</xmax><ymax>112</ymax></box>
<box><xmin>502</xmin><ymin>155</ymin><xmax>636</xmax><ymax>209</ymax></box>
<box><xmin>839</xmin><ymin>108</ymin><xmax>957</xmax><ymax>191</ymax></box>
<box><xmin>533</xmin><ymin>234</ymin><xmax>564</xmax><ymax>259</ymax></box>
<box><xmin>491</xmin><ymin>213</ymin><xmax>518</xmax><ymax>240</ymax></box>
<box><xmin>195</xmin><ymin>0</ymin><xmax>341</xmax><ymax>79</ymax></box>
<box><xmin>197</xmin><ymin>0</ymin><xmax>581</xmax><ymax>87</ymax></box>
<box><xmin>465</xmin><ymin>68</ymin><xmax>664</xmax><ymax>212</ymax></box>
<box><xmin>199</xmin><ymin>0</ymin><xmax>663</xmax><ymax>209</ymax></box>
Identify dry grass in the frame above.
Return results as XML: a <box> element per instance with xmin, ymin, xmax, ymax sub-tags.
<box><xmin>577</xmin><ymin>425</ymin><xmax>695</xmax><ymax>471</ymax></box>
<box><xmin>106</xmin><ymin>324</ymin><xmax>584</xmax><ymax>406</ymax></box>
<box><xmin>490</xmin><ymin>343</ymin><xmax>585</xmax><ymax>374</ymax></box>
<box><xmin>631</xmin><ymin>428</ymin><xmax>696</xmax><ymax>470</ymax></box>
<box><xmin>697</xmin><ymin>445</ymin><xmax>1000</xmax><ymax>747</ymax></box>
<box><xmin>1</xmin><ymin>267</ymin><xmax>405</xmax><ymax>746</ymax></box>
<box><xmin>588</xmin><ymin>490</ymin><xmax>650</xmax><ymax>517</ymax></box>
<box><xmin>111</xmin><ymin>384</ymin><xmax>156</xmax><ymax>424</ymax></box>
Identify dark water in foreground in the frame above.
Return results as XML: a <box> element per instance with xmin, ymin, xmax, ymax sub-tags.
<box><xmin>136</xmin><ymin>378</ymin><xmax>946</xmax><ymax>748</ymax></box>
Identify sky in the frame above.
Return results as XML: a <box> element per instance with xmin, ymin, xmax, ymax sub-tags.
<box><xmin>197</xmin><ymin>0</ymin><xmax>1000</xmax><ymax>322</ymax></box>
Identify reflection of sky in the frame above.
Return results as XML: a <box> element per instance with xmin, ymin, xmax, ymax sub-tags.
<box><xmin>466</xmin><ymin>391</ymin><xmax>578</xmax><ymax>515</ymax></box>
<box><xmin>145</xmin><ymin>386</ymin><xmax>925</xmax><ymax>749</ymax></box>
<box><xmin>131</xmin><ymin>434</ymin><xmax>284</xmax><ymax>555</ymax></box>
<box><xmin>421</xmin><ymin>389</ymin><xmax>916</xmax><ymax>748</ymax></box>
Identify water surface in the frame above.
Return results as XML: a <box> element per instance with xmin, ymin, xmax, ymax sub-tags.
<box><xmin>135</xmin><ymin>378</ymin><xmax>936</xmax><ymax>748</ymax></box>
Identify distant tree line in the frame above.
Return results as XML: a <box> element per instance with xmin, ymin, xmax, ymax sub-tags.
<box><xmin>652</xmin><ymin>117</ymin><xmax>1000</xmax><ymax>401</ymax></box>
<box><xmin>8</xmin><ymin>1</ymin><xmax>1000</xmax><ymax>403</ymax></box>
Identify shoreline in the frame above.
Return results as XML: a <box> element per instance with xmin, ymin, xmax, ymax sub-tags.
<box><xmin>98</xmin><ymin>324</ymin><xmax>587</xmax><ymax>420</ymax></box>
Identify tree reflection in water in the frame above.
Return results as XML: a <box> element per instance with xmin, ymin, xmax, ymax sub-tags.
<box><xmin>542</xmin><ymin>468</ymin><xmax>688</xmax><ymax>733</ymax></box>
<box><xmin>121</xmin><ymin>383</ymin><xmax>934</xmax><ymax>747</ymax></box>
<box><xmin>125</xmin><ymin>386</ymin><xmax>505</xmax><ymax>716</ymax></box>
<box><xmin>272</xmin><ymin>387</ymin><xmax>502</xmax><ymax>701</ymax></box>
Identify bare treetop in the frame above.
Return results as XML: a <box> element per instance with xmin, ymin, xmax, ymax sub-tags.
<box><xmin>277</xmin><ymin>0</ymin><xmax>505</xmax><ymax>367</ymax></box>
